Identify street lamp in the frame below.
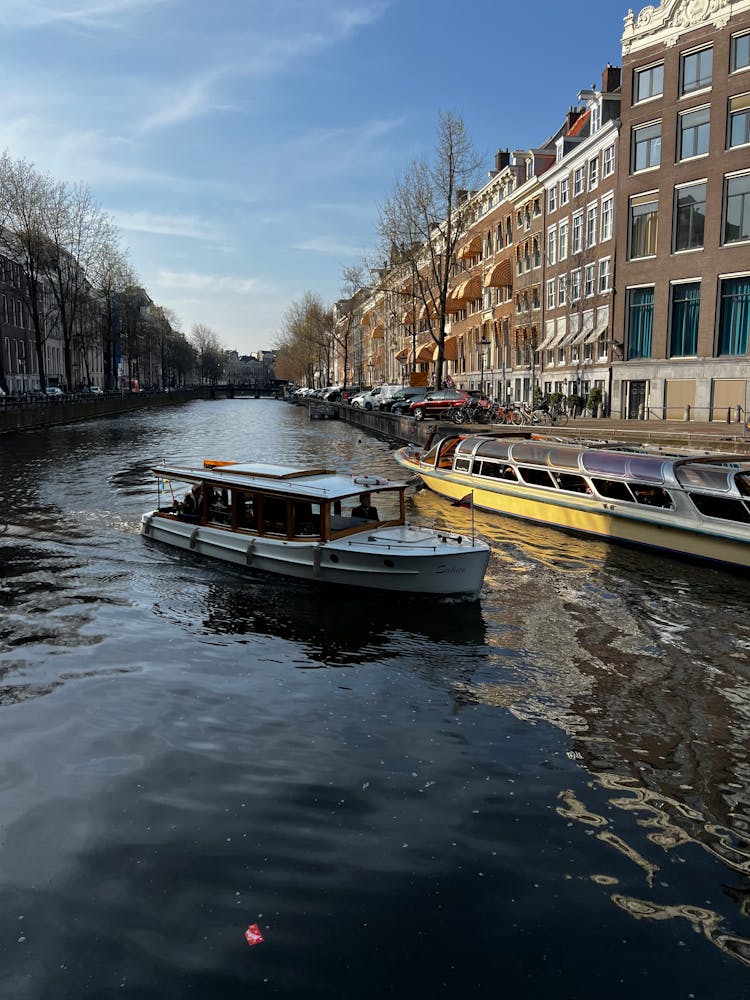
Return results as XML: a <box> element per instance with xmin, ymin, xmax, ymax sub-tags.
<box><xmin>367</xmin><ymin>361</ymin><xmax>373</xmax><ymax>387</ymax></box>
<box><xmin>479</xmin><ymin>336</ymin><xmax>490</xmax><ymax>396</ymax></box>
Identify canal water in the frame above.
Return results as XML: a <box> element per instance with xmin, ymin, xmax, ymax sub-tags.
<box><xmin>0</xmin><ymin>398</ymin><xmax>749</xmax><ymax>999</ymax></box>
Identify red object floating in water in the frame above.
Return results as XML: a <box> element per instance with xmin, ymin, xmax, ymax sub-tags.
<box><xmin>244</xmin><ymin>923</ymin><xmax>264</xmax><ymax>947</ymax></box>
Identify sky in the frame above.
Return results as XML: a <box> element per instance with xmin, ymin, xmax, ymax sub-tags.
<box><xmin>0</xmin><ymin>0</ymin><xmax>633</xmax><ymax>355</ymax></box>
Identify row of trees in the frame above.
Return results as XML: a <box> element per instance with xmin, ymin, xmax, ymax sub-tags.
<box><xmin>0</xmin><ymin>151</ymin><xmax>227</xmax><ymax>394</ymax></box>
<box><xmin>275</xmin><ymin>112</ymin><xmax>480</xmax><ymax>390</ymax></box>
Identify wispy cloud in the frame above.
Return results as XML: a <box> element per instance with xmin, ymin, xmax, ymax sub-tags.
<box><xmin>0</xmin><ymin>0</ymin><xmax>173</xmax><ymax>29</ymax></box>
<box><xmin>155</xmin><ymin>270</ymin><xmax>277</xmax><ymax>296</ymax></box>
<box><xmin>112</xmin><ymin>210</ymin><xmax>225</xmax><ymax>242</ymax></box>
<box><xmin>290</xmin><ymin>236</ymin><xmax>365</xmax><ymax>257</ymax></box>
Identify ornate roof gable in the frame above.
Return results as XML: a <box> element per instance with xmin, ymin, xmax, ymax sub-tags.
<box><xmin>622</xmin><ymin>0</ymin><xmax>748</xmax><ymax>53</ymax></box>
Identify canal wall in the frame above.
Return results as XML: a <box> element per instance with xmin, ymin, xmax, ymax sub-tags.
<box><xmin>0</xmin><ymin>390</ymin><xmax>195</xmax><ymax>435</ymax></box>
<box><xmin>322</xmin><ymin>401</ymin><xmax>750</xmax><ymax>454</ymax></box>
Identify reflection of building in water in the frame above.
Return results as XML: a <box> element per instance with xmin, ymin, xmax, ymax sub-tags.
<box><xmin>458</xmin><ymin>567</ymin><xmax>750</xmax><ymax>970</ymax></box>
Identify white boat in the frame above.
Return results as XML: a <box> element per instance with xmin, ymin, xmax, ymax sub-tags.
<box><xmin>394</xmin><ymin>432</ymin><xmax>750</xmax><ymax>570</ymax></box>
<box><xmin>141</xmin><ymin>460</ymin><xmax>490</xmax><ymax>597</ymax></box>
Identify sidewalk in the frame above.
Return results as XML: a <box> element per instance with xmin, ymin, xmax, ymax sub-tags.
<box><xmin>538</xmin><ymin>415</ymin><xmax>750</xmax><ymax>451</ymax></box>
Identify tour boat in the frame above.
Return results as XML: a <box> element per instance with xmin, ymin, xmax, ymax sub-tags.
<box><xmin>394</xmin><ymin>432</ymin><xmax>750</xmax><ymax>570</ymax></box>
<box><xmin>140</xmin><ymin>460</ymin><xmax>491</xmax><ymax>597</ymax></box>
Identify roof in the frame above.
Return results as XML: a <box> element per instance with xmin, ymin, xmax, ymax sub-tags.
<box><xmin>151</xmin><ymin>462</ymin><xmax>408</xmax><ymax>501</ymax></box>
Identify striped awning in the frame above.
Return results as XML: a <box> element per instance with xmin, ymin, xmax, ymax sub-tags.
<box><xmin>484</xmin><ymin>258</ymin><xmax>512</xmax><ymax>288</ymax></box>
<box><xmin>586</xmin><ymin>318</ymin><xmax>609</xmax><ymax>343</ymax></box>
<box><xmin>457</xmin><ymin>234</ymin><xmax>482</xmax><ymax>259</ymax></box>
<box><xmin>454</xmin><ymin>275</ymin><xmax>482</xmax><ymax>301</ymax></box>
<box><xmin>415</xmin><ymin>342</ymin><xmax>435</xmax><ymax>363</ymax></box>
<box><xmin>371</xmin><ymin>322</ymin><xmax>384</xmax><ymax>339</ymax></box>
<box><xmin>432</xmin><ymin>335</ymin><xmax>459</xmax><ymax>362</ymax></box>
<box><xmin>394</xmin><ymin>347</ymin><xmax>409</xmax><ymax>361</ymax></box>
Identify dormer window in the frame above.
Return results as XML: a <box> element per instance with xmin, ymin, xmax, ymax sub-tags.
<box><xmin>590</xmin><ymin>102</ymin><xmax>601</xmax><ymax>134</ymax></box>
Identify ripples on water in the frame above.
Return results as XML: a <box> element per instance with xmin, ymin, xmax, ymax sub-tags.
<box><xmin>1</xmin><ymin>400</ymin><xmax>750</xmax><ymax>998</ymax></box>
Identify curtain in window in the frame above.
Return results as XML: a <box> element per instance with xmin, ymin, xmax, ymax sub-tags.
<box><xmin>718</xmin><ymin>277</ymin><xmax>750</xmax><ymax>355</ymax></box>
<box><xmin>670</xmin><ymin>283</ymin><xmax>700</xmax><ymax>356</ymax></box>
<box><xmin>627</xmin><ymin>287</ymin><xmax>654</xmax><ymax>359</ymax></box>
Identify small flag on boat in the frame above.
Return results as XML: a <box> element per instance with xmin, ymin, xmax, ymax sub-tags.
<box><xmin>452</xmin><ymin>492</ymin><xmax>473</xmax><ymax>509</ymax></box>
<box><xmin>244</xmin><ymin>923</ymin><xmax>264</xmax><ymax>947</ymax></box>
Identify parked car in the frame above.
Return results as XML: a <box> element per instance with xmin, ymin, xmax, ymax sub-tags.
<box><xmin>408</xmin><ymin>388</ymin><xmax>474</xmax><ymax>421</ymax></box>
<box><xmin>322</xmin><ymin>385</ymin><xmax>358</xmax><ymax>402</ymax></box>
<box><xmin>383</xmin><ymin>387</ymin><xmax>430</xmax><ymax>414</ymax></box>
<box><xmin>45</xmin><ymin>386</ymin><xmax>63</xmax><ymax>397</ymax></box>
<box><xmin>83</xmin><ymin>385</ymin><xmax>103</xmax><ymax>396</ymax></box>
<box><xmin>351</xmin><ymin>384</ymin><xmax>403</xmax><ymax>411</ymax></box>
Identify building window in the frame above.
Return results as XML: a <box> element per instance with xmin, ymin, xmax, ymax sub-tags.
<box><xmin>573</xmin><ymin>166</ymin><xmax>584</xmax><ymax>196</ymax></box>
<box><xmin>557</xmin><ymin>275</ymin><xmax>566</xmax><ymax>306</ymax></box>
<box><xmin>728</xmin><ymin>93</ymin><xmax>750</xmax><ymax>147</ymax></box>
<box><xmin>678</xmin><ymin>107</ymin><xmax>710</xmax><ymax>159</ymax></box>
<box><xmin>731</xmin><ymin>32</ymin><xmax>750</xmax><ymax>73</ymax></box>
<box><xmin>634</xmin><ymin>62</ymin><xmax>664</xmax><ymax>103</ymax></box>
<box><xmin>626</xmin><ymin>287</ymin><xmax>654</xmax><ymax>359</ymax></box>
<box><xmin>547</xmin><ymin>227</ymin><xmax>557</xmax><ymax>264</ymax></box>
<box><xmin>558</xmin><ymin>220</ymin><xmax>569</xmax><ymax>260</ymax></box>
<box><xmin>670</xmin><ymin>282</ymin><xmax>700</xmax><ymax>356</ymax></box>
<box><xmin>718</xmin><ymin>277</ymin><xmax>750</xmax><ymax>354</ymax></box>
<box><xmin>598</xmin><ymin>258</ymin><xmax>611</xmax><ymax>293</ymax></box>
<box><xmin>570</xmin><ymin>269</ymin><xmax>582</xmax><ymax>302</ymax></box>
<box><xmin>548</xmin><ymin>186</ymin><xmax>557</xmax><ymax>213</ymax></box>
<box><xmin>674</xmin><ymin>182</ymin><xmax>706</xmax><ymax>251</ymax></box>
<box><xmin>586</xmin><ymin>204</ymin><xmax>597</xmax><ymax>248</ymax></box>
<box><xmin>571</xmin><ymin>212</ymin><xmax>583</xmax><ymax>254</ymax></box>
<box><xmin>629</xmin><ymin>194</ymin><xmax>659</xmax><ymax>258</ymax></box>
<box><xmin>724</xmin><ymin>172</ymin><xmax>750</xmax><ymax>243</ymax></box>
<box><xmin>632</xmin><ymin>121</ymin><xmax>662</xmax><ymax>171</ymax></box>
<box><xmin>680</xmin><ymin>46</ymin><xmax>713</xmax><ymax>95</ymax></box>
<box><xmin>546</xmin><ymin>279</ymin><xmax>555</xmax><ymax>310</ymax></box>
<box><xmin>584</xmin><ymin>263</ymin><xmax>596</xmax><ymax>297</ymax></box>
<box><xmin>588</xmin><ymin>158</ymin><xmax>598</xmax><ymax>190</ymax></box>
<box><xmin>560</xmin><ymin>178</ymin><xmax>569</xmax><ymax>206</ymax></box>
<box><xmin>602</xmin><ymin>144</ymin><xmax>615</xmax><ymax>177</ymax></box>
<box><xmin>600</xmin><ymin>196</ymin><xmax>613</xmax><ymax>241</ymax></box>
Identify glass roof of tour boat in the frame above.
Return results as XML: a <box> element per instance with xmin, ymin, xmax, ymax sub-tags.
<box><xmin>152</xmin><ymin>462</ymin><xmax>408</xmax><ymax>501</ymax></box>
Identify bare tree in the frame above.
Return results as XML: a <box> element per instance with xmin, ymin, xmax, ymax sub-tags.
<box><xmin>333</xmin><ymin>264</ymin><xmax>364</xmax><ymax>388</ymax></box>
<box><xmin>90</xmin><ymin>241</ymin><xmax>135</xmax><ymax>390</ymax></box>
<box><xmin>276</xmin><ymin>293</ymin><xmax>333</xmax><ymax>386</ymax></box>
<box><xmin>42</xmin><ymin>181</ymin><xmax>118</xmax><ymax>388</ymax></box>
<box><xmin>191</xmin><ymin>323</ymin><xmax>225</xmax><ymax>384</ymax></box>
<box><xmin>376</xmin><ymin>112</ymin><xmax>481</xmax><ymax>389</ymax></box>
<box><xmin>0</xmin><ymin>156</ymin><xmax>58</xmax><ymax>391</ymax></box>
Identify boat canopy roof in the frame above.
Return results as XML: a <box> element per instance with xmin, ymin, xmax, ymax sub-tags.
<box><xmin>453</xmin><ymin>434</ymin><xmax>750</xmax><ymax>486</ymax></box>
<box><xmin>151</xmin><ymin>461</ymin><xmax>408</xmax><ymax>502</ymax></box>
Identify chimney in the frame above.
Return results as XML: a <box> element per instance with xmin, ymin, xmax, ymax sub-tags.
<box><xmin>566</xmin><ymin>107</ymin><xmax>584</xmax><ymax>131</ymax></box>
<box><xmin>601</xmin><ymin>64</ymin><xmax>621</xmax><ymax>93</ymax></box>
<box><xmin>494</xmin><ymin>148</ymin><xmax>510</xmax><ymax>172</ymax></box>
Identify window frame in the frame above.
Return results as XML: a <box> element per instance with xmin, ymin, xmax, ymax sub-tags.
<box><xmin>633</xmin><ymin>62</ymin><xmax>664</xmax><ymax>104</ymax></box>
<box><xmin>731</xmin><ymin>31</ymin><xmax>750</xmax><ymax>74</ymax></box>
<box><xmin>723</xmin><ymin>171</ymin><xmax>750</xmax><ymax>245</ymax></box>
<box><xmin>728</xmin><ymin>92</ymin><xmax>750</xmax><ymax>148</ymax></box>
<box><xmin>631</xmin><ymin>120</ymin><xmax>662</xmax><ymax>172</ymax></box>
<box><xmin>628</xmin><ymin>192</ymin><xmax>659</xmax><ymax>259</ymax></box>
<box><xmin>677</xmin><ymin>105</ymin><xmax>711</xmax><ymax>161</ymax></box>
<box><xmin>680</xmin><ymin>45</ymin><xmax>713</xmax><ymax>97</ymax></box>
<box><xmin>673</xmin><ymin>181</ymin><xmax>706</xmax><ymax>253</ymax></box>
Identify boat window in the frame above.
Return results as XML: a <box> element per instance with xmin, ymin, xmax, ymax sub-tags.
<box><xmin>736</xmin><ymin>473</ymin><xmax>750</xmax><ymax>496</ymax></box>
<box><xmin>454</xmin><ymin>457</ymin><xmax>472</xmax><ymax>473</ymax></box>
<box><xmin>688</xmin><ymin>493</ymin><xmax>750</xmax><ymax>523</ymax></box>
<box><xmin>206</xmin><ymin>486</ymin><xmax>232</xmax><ymax>525</ymax></box>
<box><xmin>580</xmin><ymin>451</ymin><xmax>664</xmax><ymax>483</ymax></box>
<box><xmin>292</xmin><ymin>501</ymin><xmax>321</xmax><ymax>537</ymax></box>
<box><xmin>235</xmin><ymin>490</ymin><xmax>259</xmax><ymax>530</ymax></box>
<box><xmin>456</xmin><ymin>436</ymin><xmax>483</xmax><ymax>456</ymax></box>
<box><xmin>557</xmin><ymin>473</ymin><xmax>592</xmax><ymax>494</ymax></box>
<box><xmin>474</xmin><ymin>440</ymin><xmax>512</xmax><ymax>462</ymax></box>
<box><xmin>675</xmin><ymin>465</ymin><xmax>734</xmax><ymax>492</ymax></box>
<box><xmin>517</xmin><ymin>466</ymin><xmax>558</xmax><ymax>489</ymax></box>
<box><xmin>476</xmin><ymin>460</ymin><xmax>516</xmax><ymax>481</ymax></box>
<box><xmin>261</xmin><ymin>496</ymin><xmax>288</xmax><ymax>535</ymax></box>
<box><xmin>591</xmin><ymin>478</ymin><xmax>636</xmax><ymax>501</ymax></box>
<box><xmin>510</xmin><ymin>442</ymin><xmax>581</xmax><ymax>470</ymax></box>
<box><xmin>631</xmin><ymin>484</ymin><xmax>674</xmax><ymax>508</ymax></box>
<box><xmin>420</xmin><ymin>443</ymin><xmax>441</xmax><ymax>467</ymax></box>
<box><xmin>438</xmin><ymin>438</ymin><xmax>460</xmax><ymax>468</ymax></box>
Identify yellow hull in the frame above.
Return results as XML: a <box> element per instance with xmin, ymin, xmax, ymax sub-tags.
<box><xmin>399</xmin><ymin>455</ymin><xmax>750</xmax><ymax>570</ymax></box>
